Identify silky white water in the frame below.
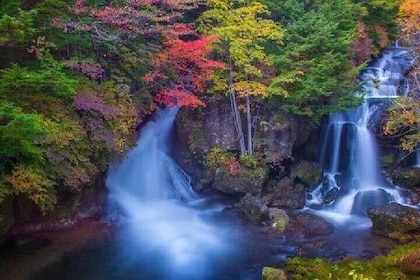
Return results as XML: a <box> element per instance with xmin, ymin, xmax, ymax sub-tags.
<box><xmin>307</xmin><ymin>47</ymin><xmax>413</xmax><ymax>226</ymax></box>
<box><xmin>106</xmin><ymin>108</ymin><xmax>246</xmax><ymax>279</ymax></box>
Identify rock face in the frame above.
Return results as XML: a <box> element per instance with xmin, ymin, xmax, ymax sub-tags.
<box><xmin>212</xmin><ymin>165</ymin><xmax>269</xmax><ymax>195</ymax></box>
<box><xmin>175</xmin><ymin>98</ymin><xmax>316</xmax><ymax>194</ymax></box>
<box><xmin>0</xmin><ymin>196</ymin><xmax>14</xmax><ymax>242</ymax></box>
<box><xmin>237</xmin><ymin>193</ymin><xmax>268</xmax><ymax>221</ymax></box>
<box><xmin>267</xmin><ymin>177</ymin><xmax>306</xmax><ymax>209</ymax></box>
<box><xmin>392</xmin><ymin>168</ymin><xmax>420</xmax><ymax>190</ymax></box>
<box><xmin>367</xmin><ymin>203</ymin><xmax>420</xmax><ymax>241</ymax></box>
<box><xmin>291</xmin><ymin>160</ymin><xmax>323</xmax><ymax>188</ymax></box>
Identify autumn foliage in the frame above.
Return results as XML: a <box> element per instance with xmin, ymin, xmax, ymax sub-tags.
<box><xmin>144</xmin><ymin>29</ymin><xmax>224</xmax><ymax>107</ymax></box>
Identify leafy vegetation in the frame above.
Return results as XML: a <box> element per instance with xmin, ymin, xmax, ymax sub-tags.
<box><xmin>0</xmin><ymin>0</ymin><xmax>415</xmax><ymax>216</ymax></box>
<box><xmin>287</xmin><ymin>242</ymin><xmax>420</xmax><ymax>279</ymax></box>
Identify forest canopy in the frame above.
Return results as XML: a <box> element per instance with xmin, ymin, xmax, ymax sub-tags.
<box><xmin>0</xmin><ymin>0</ymin><xmax>414</xmax><ymax>211</ymax></box>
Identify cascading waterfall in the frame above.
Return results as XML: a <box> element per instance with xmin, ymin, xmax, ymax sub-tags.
<box><xmin>106</xmin><ymin>108</ymin><xmax>276</xmax><ymax>279</ymax></box>
<box><xmin>307</xmin><ymin>47</ymin><xmax>413</xmax><ymax>226</ymax></box>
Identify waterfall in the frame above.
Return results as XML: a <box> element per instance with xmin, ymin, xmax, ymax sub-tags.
<box><xmin>106</xmin><ymin>108</ymin><xmax>267</xmax><ymax>279</ymax></box>
<box><xmin>307</xmin><ymin>47</ymin><xmax>413</xmax><ymax>226</ymax></box>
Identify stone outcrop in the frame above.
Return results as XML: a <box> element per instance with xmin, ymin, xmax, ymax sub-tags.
<box><xmin>237</xmin><ymin>193</ymin><xmax>268</xmax><ymax>221</ymax></box>
<box><xmin>293</xmin><ymin>213</ymin><xmax>334</xmax><ymax>236</ymax></box>
<box><xmin>291</xmin><ymin>160</ymin><xmax>323</xmax><ymax>188</ymax></box>
<box><xmin>212</xmin><ymin>165</ymin><xmax>269</xmax><ymax>195</ymax></box>
<box><xmin>174</xmin><ymin>98</ymin><xmax>316</xmax><ymax>196</ymax></box>
<box><xmin>266</xmin><ymin>177</ymin><xmax>306</xmax><ymax>209</ymax></box>
<box><xmin>367</xmin><ymin>203</ymin><xmax>420</xmax><ymax>241</ymax></box>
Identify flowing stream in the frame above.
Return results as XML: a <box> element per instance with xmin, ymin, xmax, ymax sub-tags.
<box><xmin>105</xmin><ymin>108</ymin><xmax>289</xmax><ymax>279</ymax></box>
<box><xmin>306</xmin><ymin>47</ymin><xmax>413</xmax><ymax>227</ymax></box>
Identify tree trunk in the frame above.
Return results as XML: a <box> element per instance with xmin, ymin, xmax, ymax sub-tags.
<box><xmin>246</xmin><ymin>94</ymin><xmax>253</xmax><ymax>155</ymax></box>
<box><xmin>228</xmin><ymin>57</ymin><xmax>246</xmax><ymax>154</ymax></box>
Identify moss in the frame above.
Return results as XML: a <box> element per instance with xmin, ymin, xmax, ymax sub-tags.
<box><xmin>287</xmin><ymin>242</ymin><xmax>420</xmax><ymax>280</ymax></box>
<box><xmin>381</xmin><ymin>155</ymin><xmax>394</xmax><ymax>166</ymax></box>
<box><xmin>262</xmin><ymin>267</ymin><xmax>287</xmax><ymax>280</ymax></box>
<box><xmin>272</xmin><ymin>215</ymin><xmax>289</xmax><ymax>233</ymax></box>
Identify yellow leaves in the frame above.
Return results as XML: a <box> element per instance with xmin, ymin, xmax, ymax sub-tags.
<box><xmin>234</xmin><ymin>81</ymin><xmax>268</xmax><ymax>98</ymax></box>
<box><xmin>41</xmin><ymin>117</ymin><xmax>85</xmax><ymax>148</ymax></box>
<box><xmin>399</xmin><ymin>0</ymin><xmax>420</xmax><ymax>41</ymax></box>
<box><xmin>6</xmin><ymin>165</ymin><xmax>56</xmax><ymax>213</ymax></box>
<box><xmin>384</xmin><ymin>97</ymin><xmax>420</xmax><ymax>152</ymax></box>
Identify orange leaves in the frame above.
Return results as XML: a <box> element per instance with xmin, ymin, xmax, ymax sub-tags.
<box><xmin>399</xmin><ymin>0</ymin><xmax>420</xmax><ymax>41</ymax></box>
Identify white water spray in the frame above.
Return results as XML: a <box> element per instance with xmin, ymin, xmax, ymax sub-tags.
<box><xmin>307</xmin><ymin>47</ymin><xmax>413</xmax><ymax>226</ymax></box>
<box><xmin>106</xmin><ymin>108</ymin><xmax>244</xmax><ymax>279</ymax></box>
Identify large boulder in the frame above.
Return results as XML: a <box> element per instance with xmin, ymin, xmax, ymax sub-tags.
<box><xmin>237</xmin><ymin>193</ymin><xmax>268</xmax><ymax>221</ymax></box>
<box><xmin>211</xmin><ymin>165</ymin><xmax>268</xmax><ymax>195</ymax></box>
<box><xmin>268</xmin><ymin>177</ymin><xmax>306</xmax><ymax>209</ymax></box>
<box><xmin>392</xmin><ymin>168</ymin><xmax>420</xmax><ymax>190</ymax></box>
<box><xmin>294</xmin><ymin>213</ymin><xmax>334</xmax><ymax>236</ymax></box>
<box><xmin>367</xmin><ymin>203</ymin><xmax>420</xmax><ymax>241</ymax></box>
<box><xmin>291</xmin><ymin>160</ymin><xmax>323</xmax><ymax>188</ymax></box>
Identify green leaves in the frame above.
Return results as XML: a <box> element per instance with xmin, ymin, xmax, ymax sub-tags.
<box><xmin>0</xmin><ymin>103</ymin><xmax>47</xmax><ymax>171</ymax></box>
<box><xmin>0</xmin><ymin>9</ymin><xmax>38</xmax><ymax>46</ymax></box>
<box><xmin>268</xmin><ymin>0</ymin><xmax>363</xmax><ymax>122</ymax></box>
<box><xmin>0</xmin><ymin>57</ymin><xmax>78</xmax><ymax>101</ymax></box>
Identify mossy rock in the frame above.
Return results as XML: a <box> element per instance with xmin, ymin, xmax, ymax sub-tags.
<box><xmin>213</xmin><ymin>165</ymin><xmax>269</xmax><ymax>195</ymax></box>
<box><xmin>367</xmin><ymin>203</ymin><xmax>420</xmax><ymax>241</ymax></box>
<box><xmin>287</xmin><ymin>242</ymin><xmax>420</xmax><ymax>279</ymax></box>
<box><xmin>392</xmin><ymin>168</ymin><xmax>420</xmax><ymax>190</ymax></box>
<box><xmin>237</xmin><ymin>193</ymin><xmax>268</xmax><ymax>221</ymax></box>
<box><xmin>262</xmin><ymin>267</ymin><xmax>287</xmax><ymax>280</ymax></box>
<box><xmin>291</xmin><ymin>160</ymin><xmax>323</xmax><ymax>188</ymax></box>
<box><xmin>268</xmin><ymin>208</ymin><xmax>290</xmax><ymax>233</ymax></box>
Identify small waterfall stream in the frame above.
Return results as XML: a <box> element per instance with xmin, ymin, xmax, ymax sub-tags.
<box><xmin>307</xmin><ymin>47</ymin><xmax>413</xmax><ymax>226</ymax></box>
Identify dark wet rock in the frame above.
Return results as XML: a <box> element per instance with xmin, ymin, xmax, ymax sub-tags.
<box><xmin>212</xmin><ymin>165</ymin><xmax>268</xmax><ymax>195</ymax></box>
<box><xmin>253</xmin><ymin>111</ymin><xmax>299</xmax><ymax>164</ymax></box>
<box><xmin>0</xmin><ymin>196</ymin><xmax>14</xmax><ymax>243</ymax></box>
<box><xmin>268</xmin><ymin>208</ymin><xmax>290</xmax><ymax>233</ymax></box>
<box><xmin>323</xmin><ymin>187</ymin><xmax>340</xmax><ymax>204</ymax></box>
<box><xmin>351</xmin><ymin>189</ymin><xmax>393</xmax><ymax>216</ymax></box>
<box><xmin>11</xmin><ymin>185</ymin><xmax>106</xmax><ymax>236</ymax></box>
<box><xmin>262</xmin><ymin>267</ymin><xmax>287</xmax><ymax>280</ymax></box>
<box><xmin>367</xmin><ymin>203</ymin><xmax>420</xmax><ymax>241</ymax></box>
<box><xmin>291</xmin><ymin>160</ymin><xmax>323</xmax><ymax>188</ymax></box>
<box><xmin>237</xmin><ymin>193</ymin><xmax>268</xmax><ymax>221</ymax></box>
<box><xmin>392</xmin><ymin>168</ymin><xmax>420</xmax><ymax>190</ymax></box>
<box><xmin>270</xmin><ymin>177</ymin><xmax>306</xmax><ymax>209</ymax></box>
<box><xmin>294</xmin><ymin>213</ymin><xmax>334</xmax><ymax>236</ymax></box>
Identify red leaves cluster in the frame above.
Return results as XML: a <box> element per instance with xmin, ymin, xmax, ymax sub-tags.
<box><xmin>224</xmin><ymin>156</ymin><xmax>240</xmax><ymax>176</ymax></box>
<box><xmin>145</xmin><ymin>28</ymin><xmax>224</xmax><ymax>107</ymax></box>
<box><xmin>154</xmin><ymin>88</ymin><xmax>205</xmax><ymax>108</ymax></box>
